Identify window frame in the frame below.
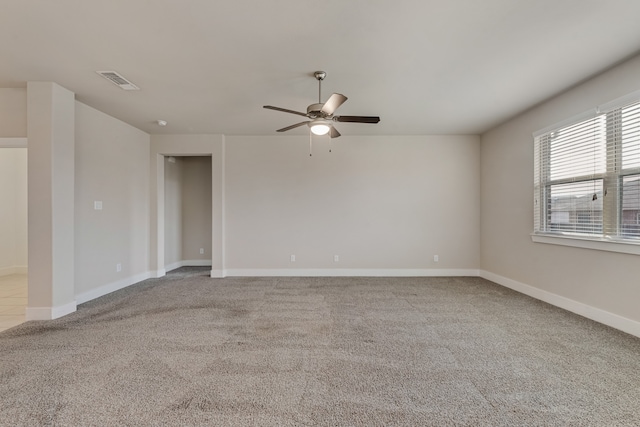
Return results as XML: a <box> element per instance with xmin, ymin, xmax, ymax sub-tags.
<box><xmin>532</xmin><ymin>90</ymin><xmax>640</xmax><ymax>254</ymax></box>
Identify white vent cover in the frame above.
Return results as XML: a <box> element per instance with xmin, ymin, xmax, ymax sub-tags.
<box><xmin>96</xmin><ymin>71</ymin><xmax>140</xmax><ymax>90</ymax></box>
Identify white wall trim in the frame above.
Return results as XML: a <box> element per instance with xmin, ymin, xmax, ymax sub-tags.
<box><xmin>222</xmin><ymin>268</ymin><xmax>480</xmax><ymax>277</ymax></box>
<box><xmin>165</xmin><ymin>259</ymin><xmax>212</xmax><ymax>273</ymax></box>
<box><xmin>26</xmin><ymin>300</ymin><xmax>77</xmax><ymax>321</ymax></box>
<box><xmin>210</xmin><ymin>269</ymin><xmax>224</xmax><ymax>278</ymax></box>
<box><xmin>480</xmin><ymin>270</ymin><xmax>640</xmax><ymax>339</ymax></box>
<box><xmin>75</xmin><ymin>271</ymin><xmax>154</xmax><ymax>305</ymax></box>
<box><xmin>531</xmin><ymin>233</ymin><xmax>640</xmax><ymax>256</ymax></box>
<box><xmin>0</xmin><ymin>265</ymin><xmax>28</xmax><ymax>277</ymax></box>
<box><xmin>0</xmin><ymin>137</ymin><xmax>27</xmax><ymax>148</ymax></box>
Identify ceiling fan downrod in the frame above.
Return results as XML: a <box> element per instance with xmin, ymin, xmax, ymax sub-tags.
<box><xmin>314</xmin><ymin>71</ymin><xmax>326</xmax><ymax>104</ymax></box>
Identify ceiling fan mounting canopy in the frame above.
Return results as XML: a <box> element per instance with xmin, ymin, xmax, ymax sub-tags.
<box><xmin>263</xmin><ymin>71</ymin><xmax>380</xmax><ymax>138</ymax></box>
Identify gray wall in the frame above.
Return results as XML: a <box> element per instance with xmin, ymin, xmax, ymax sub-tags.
<box><xmin>0</xmin><ymin>88</ymin><xmax>27</xmax><ymax>137</ymax></box>
<box><xmin>181</xmin><ymin>156</ymin><xmax>212</xmax><ymax>262</ymax></box>
<box><xmin>480</xmin><ymin>53</ymin><xmax>640</xmax><ymax>326</ymax></box>
<box><xmin>74</xmin><ymin>101</ymin><xmax>150</xmax><ymax>298</ymax></box>
<box><xmin>224</xmin><ymin>135</ymin><xmax>480</xmax><ymax>272</ymax></box>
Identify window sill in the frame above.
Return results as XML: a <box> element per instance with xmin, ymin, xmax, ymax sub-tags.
<box><xmin>531</xmin><ymin>233</ymin><xmax>640</xmax><ymax>256</ymax></box>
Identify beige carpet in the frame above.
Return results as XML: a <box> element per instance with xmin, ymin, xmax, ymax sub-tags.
<box><xmin>1</xmin><ymin>268</ymin><xmax>639</xmax><ymax>426</ymax></box>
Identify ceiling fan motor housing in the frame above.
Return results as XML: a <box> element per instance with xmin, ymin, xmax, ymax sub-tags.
<box><xmin>307</xmin><ymin>103</ymin><xmax>325</xmax><ymax>118</ymax></box>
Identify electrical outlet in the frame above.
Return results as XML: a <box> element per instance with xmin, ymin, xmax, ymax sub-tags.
<box><xmin>116</xmin><ymin>263</ymin><xmax>122</xmax><ymax>272</ymax></box>
<box><xmin>290</xmin><ymin>255</ymin><xmax>296</xmax><ymax>262</ymax></box>
<box><xmin>94</xmin><ymin>201</ymin><xmax>103</xmax><ymax>210</ymax></box>
<box><xmin>199</xmin><ymin>248</ymin><xmax>204</xmax><ymax>254</ymax></box>
<box><xmin>334</xmin><ymin>255</ymin><xmax>339</xmax><ymax>262</ymax></box>
<box><xmin>433</xmin><ymin>255</ymin><xmax>439</xmax><ymax>262</ymax></box>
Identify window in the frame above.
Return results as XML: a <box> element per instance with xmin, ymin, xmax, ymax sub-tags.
<box><xmin>534</xmin><ymin>92</ymin><xmax>640</xmax><ymax>247</ymax></box>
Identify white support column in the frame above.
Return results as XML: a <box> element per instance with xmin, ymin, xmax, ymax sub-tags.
<box><xmin>211</xmin><ymin>136</ymin><xmax>225</xmax><ymax>278</ymax></box>
<box><xmin>26</xmin><ymin>82</ymin><xmax>76</xmax><ymax>320</ymax></box>
<box><xmin>152</xmin><ymin>153</ymin><xmax>166</xmax><ymax>277</ymax></box>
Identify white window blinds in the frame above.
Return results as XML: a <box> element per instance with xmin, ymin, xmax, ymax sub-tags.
<box><xmin>621</xmin><ymin>102</ymin><xmax>640</xmax><ymax>169</ymax></box>
<box><xmin>534</xmin><ymin>92</ymin><xmax>640</xmax><ymax>242</ymax></box>
<box><xmin>534</xmin><ymin>115</ymin><xmax>605</xmax><ymax>236</ymax></box>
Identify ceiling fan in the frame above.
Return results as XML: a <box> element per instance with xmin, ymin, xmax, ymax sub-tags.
<box><xmin>263</xmin><ymin>71</ymin><xmax>380</xmax><ymax>139</ymax></box>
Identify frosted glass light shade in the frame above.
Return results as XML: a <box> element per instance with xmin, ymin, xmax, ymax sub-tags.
<box><xmin>310</xmin><ymin>123</ymin><xmax>330</xmax><ymax>135</ymax></box>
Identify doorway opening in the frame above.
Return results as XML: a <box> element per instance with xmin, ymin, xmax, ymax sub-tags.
<box><xmin>163</xmin><ymin>155</ymin><xmax>213</xmax><ymax>273</ymax></box>
<box><xmin>0</xmin><ymin>147</ymin><xmax>28</xmax><ymax>331</ymax></box>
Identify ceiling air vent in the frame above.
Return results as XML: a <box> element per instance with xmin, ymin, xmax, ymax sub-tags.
<box><xmin>96</xmin><ymin>71</ymin><xmax>140</xmax><ymax>90</ymax></box>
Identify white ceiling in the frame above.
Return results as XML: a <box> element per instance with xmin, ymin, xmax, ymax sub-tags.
<box><xmin>2</xmin><ymin>0</ymin><xmax>640</xmax><ymax>136</ymax></box>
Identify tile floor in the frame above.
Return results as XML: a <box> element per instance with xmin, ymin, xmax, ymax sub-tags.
<box><xmin>0</xmin><ymin>274</ymin><xmax>27</xmax><ymax>333</ymax></box>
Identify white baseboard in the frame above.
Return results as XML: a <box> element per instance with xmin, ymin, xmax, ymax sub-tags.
<box><xmin>21</xmin><ymin>264</ymin><xmax>638</xmax><ymax>339</ymax></box>
<box><xmin>480</xmin><ymin>270</ymin><xmax>640</xmax><ymax>339</ymax></box>
<box><xmin>75</xmin><ymin>271</ymin><xmax>154</xmax><ymax>305</ymax></box>
<box><xmin>165</xmin><ymin>259</ymin><xmax>212</xmax><ymax>272</ymax></box>
<box><xmin>222</xmin><ymin>268</ymin><xmax>480</xmax><ymax>277</ymax></box>
<box><xmin>26</xmin><ymin>300</ymin><xmax>77</xmax><ymax>321</ymax></box>
<box><xmin>152</xmin><ymin>269</ymin><xmax>166</xmax><ymax>278</ymax></box>
<box><xmin>0</xmin><ymin>265</ymin><xmax>28</xmax><ymax>277</ymax></box>
<box><xmin>164</xmin><ymin>261</ymin><xmax>181</xmax><ymax>272</ymax></box>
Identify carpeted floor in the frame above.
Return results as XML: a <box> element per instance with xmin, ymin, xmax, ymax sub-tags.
<box><xmin>1</xmin><ymin>268</ymin><xmax>639</xmax><ymax>426</ymax></box>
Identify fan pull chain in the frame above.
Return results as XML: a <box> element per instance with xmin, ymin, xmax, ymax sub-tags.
<box><xmin>329</xmin><ymin>138</ymin><xmax>332</xmax><ymax>153</ymax></box>
<box><xmin>309</xmin><ymin>131</ymin><xmax>313</xmax><ymax>156</ymax></box>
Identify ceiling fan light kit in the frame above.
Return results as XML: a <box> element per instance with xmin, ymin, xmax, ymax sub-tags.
<box><xmin>309</xmin><ymin>120</ymin><xmax>331</xmax><ymax>135</ymax></box>
<box><xmin>263</xmin><ymin>71</ymin><xmax>380</xmax><ymax>154</ymax></box>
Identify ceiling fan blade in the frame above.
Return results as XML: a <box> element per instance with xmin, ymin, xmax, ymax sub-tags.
<box><xmin>334</xmin><ymin>115</ymin><xmax>380</xmax><ymax>124</ymax></box>
<box><xmin>264</xmin><ymin>105</ymin><xmax>308</xmax><ymax>117</ymax></box>
<box><xmin>276</xmin><ymin>121</ymin><xmax>310</xmax><ymax>132</ymax></box>
<box><xmin>329</xmin><ymin>126</ymin><xmax>341</xmax><ymax>138</ymax></box>
<box><xmin>321</xmin><ymin>93</ymin><xmax>348</xmax><ymax>115</ymax></box>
